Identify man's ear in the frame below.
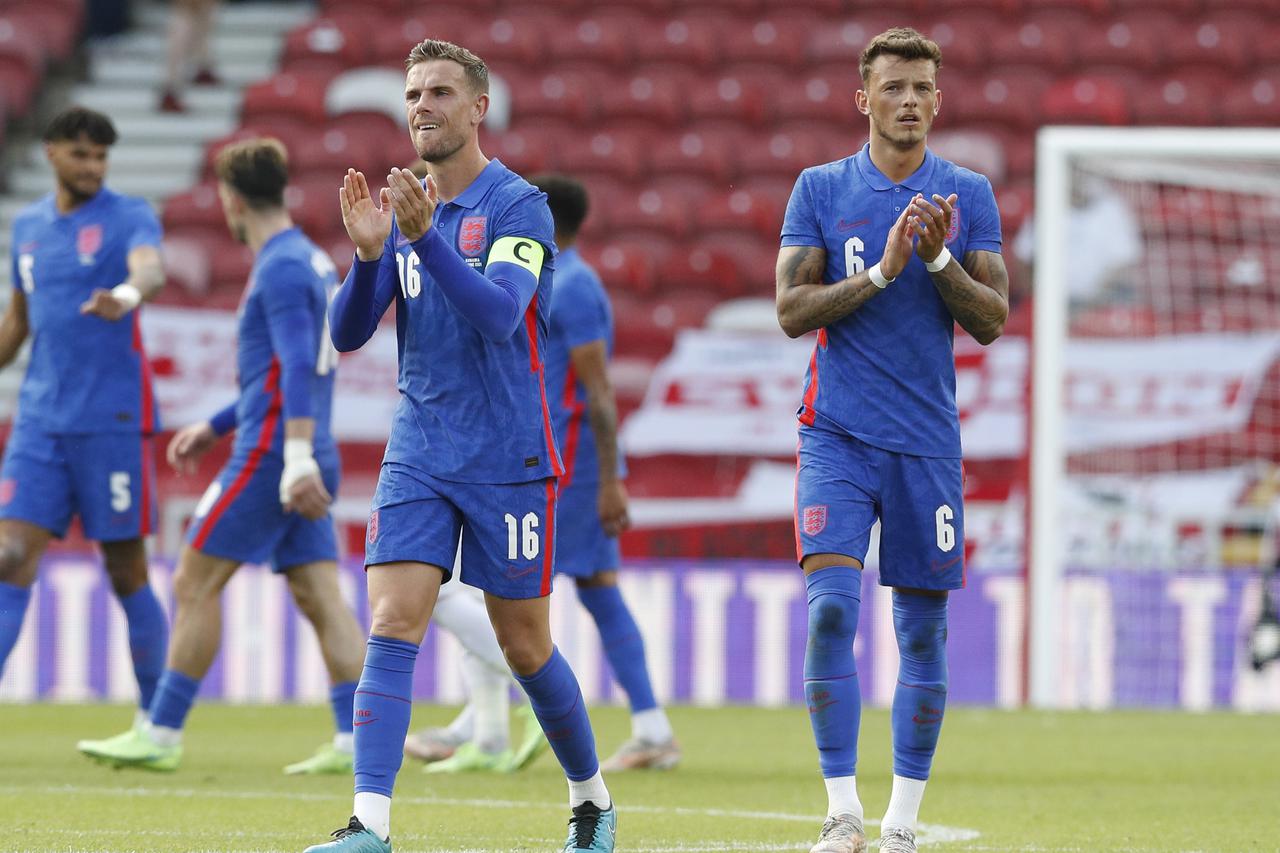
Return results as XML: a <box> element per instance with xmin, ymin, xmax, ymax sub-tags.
<box><xmin>855</xmin><ymin>88</ymin><xmax>870</xmax><ymax>116</ymax></box>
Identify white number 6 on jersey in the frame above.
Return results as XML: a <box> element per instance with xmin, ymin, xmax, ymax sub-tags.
<box><xmin>935</xmin><ymin>504</ymin><xmax>956</xmax><ymax>552</ymax></box>
<box><xmin>843</xmin><ymin>237</ymin><xmax>865</xmax><ymax>278</ymax></box>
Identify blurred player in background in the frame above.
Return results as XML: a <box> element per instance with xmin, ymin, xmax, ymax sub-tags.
<box><xmin>775</xmin><ymin>29</ymin><xmax>1008</xmax><ymax>853</ymax></box>
<box><xmin>310</xmin><ymin>40</ymin><xmax>614</xmax><ymax>852</ymax></box>
<box><xmin>533</xmin><ymin>173</ymin><xmax>678</xmax><ymax>771</ymax></box>
<box><xmin>78</xmin><ymin>138</ymin><xmax>367</xmax><ymax>775</ymax></box>
<box><xmin>0</xmin><ymin>106</ymin><xmax>168</xmax><ymax>739</ymax></box>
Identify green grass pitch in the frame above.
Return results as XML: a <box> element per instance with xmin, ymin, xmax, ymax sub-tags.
<box><xmin>1</xmin><ymin>703</ymin><xmax>1275</xmax><ymax>852</ymax></box>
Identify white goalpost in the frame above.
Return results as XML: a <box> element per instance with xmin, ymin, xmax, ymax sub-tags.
<box><xmin>1030</xmin><ymin>127</ymin><xmax>1280</xmax><ymax>709</ymax></box>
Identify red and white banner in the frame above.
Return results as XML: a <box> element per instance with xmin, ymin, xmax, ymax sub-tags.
<box><xmin>142</xmin><ymin>306</ymin><xmax>401</xmax><ymax>442</ymax></box>
<box><xmin>622</xmin><ymin>329</ymin><xmax>1280</xmax><ymax>459</ymax></box>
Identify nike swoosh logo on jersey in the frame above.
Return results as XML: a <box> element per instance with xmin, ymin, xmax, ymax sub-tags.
<box><xmin>837</xmin><ymin>218</ymin><xmax>869</xmax><ymax>232</ymax></box>
<box><xmin>931</xmin><ymin>555</ymin><xmax>963</xmax><ymax>573</ymax></box>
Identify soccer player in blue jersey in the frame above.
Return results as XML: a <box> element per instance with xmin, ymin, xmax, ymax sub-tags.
<box><xmin>776</xmin><ymin>29</ymin><xmax>1009</xmax><ymax>853</ymax></box>
<box><xmin>533</xmin><ymin>173</ymin><xmax>678</xmax><ymax>771</ymax></box>
<box><xmin>78</xmin><ymin>138</ymin><xmax>367</xmax><ymax>774</ymax></box>
<box><xmin>306</xmin><ymin>40</ymin><xmax>615</xmax><ymax>853</ymax></box>
<box><xmin>0</xmin><ymin>107</ymin><xmax>168</xmax><ymax>734</ymax></box>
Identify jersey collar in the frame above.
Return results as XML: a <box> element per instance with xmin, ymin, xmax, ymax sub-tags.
<box><xmin>448</xmin><ymin>159</ymin><xmax>506</xmax><ymax>209</ymax></box>
<box><xmin>854</xmin><ymin>143</ymin><xmax>936</xmax><ymax>192</ymax></box>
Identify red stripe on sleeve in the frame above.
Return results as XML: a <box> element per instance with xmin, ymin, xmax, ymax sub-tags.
<box><xmin>524</xmin><ymin>302</ymin><xmax>564</xmax><ymax>477</ymax></box>
<box><xmin>191</xmin><ymin>359</ymin><xmax>282</xmax><ymax>550</ymax></box>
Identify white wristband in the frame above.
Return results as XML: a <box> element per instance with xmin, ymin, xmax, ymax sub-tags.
<box><xmin>868</xmin><ymin>263</ymin><xmax>895</xmax><ymax>290</ymax></box>
<box><xmin>284</xmin><ymin>438</ymin><xmax>314</xmax><ymax>464</ymax></box>
<box><xmin>111</xmin><ymin>283</ymin><xmax>142</xmax><ymax>311</ymax></box>
<box><xmin>925</xmin><ymin>246</ymin><xmax>953</xmax><ymax>273</ymax></box>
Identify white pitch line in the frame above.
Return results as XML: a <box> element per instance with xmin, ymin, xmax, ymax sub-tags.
<box><xmin>6</xmin><ymin>784</ymin><xmax>980</xmax><ymax>848</ymax></box>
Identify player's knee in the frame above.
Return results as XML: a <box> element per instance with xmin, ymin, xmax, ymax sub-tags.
<box><xmin>0</xmin><ymin>536</ymin><xmax>37</xmax><ymax>585</ymax></box>
<box><xmin>369</xmin><ymin>600</ymin><xmax>428</xmax><ymax>645</ymax></box>
<box><xmin>500</xmin><ymin>639</ymin><xmax>552</xmax><ymax>677</ymax></box>
<box><xmin>808</xmin><ymin>593</ymin><xmax>857</xmax><ymax>640</ymax></box>
<box><xmin>892</xmin><ymin>595</ymin><xmax>949</xmax><ymax>663</ymax></box>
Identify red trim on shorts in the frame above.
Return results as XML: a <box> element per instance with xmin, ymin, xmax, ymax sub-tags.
<box><xmin>793</xmin><ymin>438</ymin><xmax>803</xmax><ymax>563</ymax></box>
<box><xmin>139</xmin><ymin>435</ymin><xmax>154</xmax><ymax>536</ymax></box>
<box><xmin>540</xmin><ymin>479</ymin><xmax>556</xmax><ymax>596</ymax></box>
<box><xmin>192</xmin><ymin>359</ymin><xmax>282</xmax><ymax>549</ymax></box>
<box><xmin>558</xmin><ymin>363</ymin><xmax>584</xmax><ymax>488</ymax></box>
<box><xmin>524</xmin><ymin>302</ymin><xmax>564</xmax><ymax>477</ymax></box>
<box><xmin>132</xmin><ymin>313</ymin><xmax>156</xmax><ymax>433</ymax></box>
<box><xmin>798</xmin><ymin>329</ymin><xmax>825</xmax><ymax>427</ymax></box>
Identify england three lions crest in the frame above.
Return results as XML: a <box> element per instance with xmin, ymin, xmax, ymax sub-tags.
<box><xmin>77</xmin><ymin>224</ymin><xmax>103</xmax><ymax>265</ymax></box>
<box><xmin>458</xmin><ymin>216</ymin><xmax>487</xmax><ymax>257</ymax></box>
<box><xmin>802</xmin><ymin>505</ymin><xmax>828</xmax><ymax>536</ymax></box>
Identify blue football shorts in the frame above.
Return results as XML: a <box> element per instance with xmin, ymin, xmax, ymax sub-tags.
<box><xmin>186</xmin><ymin>447</ymin><xmax>340</xmax><ymax>573</ymax></box>
<box><xmin>795</xmin><ymin>422</ymin><xmax>966</xmax><ymax>590</ymax></box>
<box><xmin>364</xmin><ymin>461</ymin><xmax>558</xmax><ymax>600</ymax></box>
<box><xmin>553</xmin><ymin>478</ymin><xmax>621</xmax><ymax>579</ymax></box>
<box><xmin>0</xmin><ymin>422</ymin><xmax>157</xmax><ymax>541</ymax></box>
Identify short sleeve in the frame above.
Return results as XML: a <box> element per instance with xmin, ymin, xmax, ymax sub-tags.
<box><xmin>780</xmin><ymin>170</ymin><xmax>824</xmax><ymax>248</ymax></box>
<box><xmin>494</xmin><ymin>190</ymin><xmax>556</xmax><ymax>257</ymax></box>
<box><xmin>554</xmin><ymin>272</ymin><xmax>609</xmax><ymax>351</ymax></box>
<box><xmin>963</xmin><ymin>175</ymin><xmax>1003</xmax><ymax>254</ymax></box>
<box><xmin>125</xmin><ymin>199</ymin><xmax>163</xmax><ymax>251</ymax></box>
<box><xmin>259</xmin><ymin>258</ymin><xmax>319</xmax><ymax>324</ymax></box>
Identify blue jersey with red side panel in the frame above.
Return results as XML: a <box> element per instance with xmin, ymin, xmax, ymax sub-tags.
<box><xmin>545</xmin><ymin>247</ymin><xmax>623</xmax><ymax>487</ymax></box>
<box><xmin>339</xmin><ymin>159</ymin><xmax>562</xmax><ymax>484</ymax></box>
<box><xmin>780</xmin><ymin>144</ymin><xmax>1003</xmax><ymax>458</ymax></box>
<box><xmin>9</xmin><ymin>188</ymin><xmax>162</xmax><ymax>434</ymax></box>
<box><xmin>232</xmin><ymin>227</ymin><xmax>338</xmax><ymax>458</ymax></box>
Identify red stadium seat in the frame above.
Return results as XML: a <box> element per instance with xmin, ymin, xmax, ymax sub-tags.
<box><xmin>943</xmin><ymin>65</ymin><xmax>1053</xmax><ymax>130</ymax></box>
<box><xmin>995</xmin><ymin>180</ymin><xmax>1033</xmax><ymax>239</ymax></box>
<box><xmin>598</xmin><ymin>68</ymin><xmax>691</xmax><ymax>126</ymax></box>
<box><xmin>658</xmin><ymin>235</ymin><xmax>773</xmax><ymax>299</ymax></box>
<box><xmin>1220</xmin><ymin>71</ymin><xmax>1280</xmax><ymax>126</ymax></box>
<box><xmin>688</xmin><ymin>68</ymin><xmax>781</xmax><ymax>124</ymax></box>
<box><xmin>776</xmin><ymin>66</ymin><xmax>859</xmax><ymax>124</ymax></box>
<box><xmin>160</xmin><ymin>236</ymin><xmax>213</xmax><ymax>298</ymax></box>
<box><xmin>1074</xmin><ymin>12</ymin><xmax>1175</xmax><ymax>72</ymax></box>
<box><xmin>480</xmin><ymin>126</ymin><xmax>556</xmax><ymax>177</ymax></box>
<box><xmin>578</xmin><ymin>237</ymin><xmax>669</xmax><ymax>296</ymax></box>
<box><xmin>1</xmin><ymin>5</ymin><xmax>79</xmax><ymax>63</ymax></box>
<box><xmin>1163</xmin><ymin>15</ymin><xmax>1257</xmax><ymax>71</ymax></box>
<box><xmin>369</xmin><ymin>10</ymin><xmax>474</xmax><ymax>65</ymax></box>
<box><xmin>292</xmin><ymin>124</ymin><xmax>395</xmax><ymax>184</ymax></box>
<box><xmin>631</xmin><ymin>15</ymin><xmax>721</xmax><ymax>68</ymax></box>
<box><xmin>551</xmin><ymin>123</ymin><xmax>650</xmax><ymax>181</ymax></box>
<box><xmin>989</xmin><ymin>10</ymin><xmax>1085</xmax><ymax>70</ymax></box>
<box><xmin>547</xmin><ymin>9</ymin><xmax>643</xmax><ymax>67</ymax></box>
<box><xmin>738</xmin><ymin>126</ymin><xmax>849</xmax><ymax>180</ymax></box>
<box><xmin>205</xmin><ymin>234</ymin><xmax>255</xmax><ymax>292</ymax></box>
<box><xmin>161</xmin><ymin>184</ymin><xmax>226</xmax><ymax>234</ymax></box>
<box><xmin>928</xmin><ymin>130</ymin><xmax>1007</xmax><ymax>186</ymax></box>
<box><xmin>1109</xmin><ymin>0</ymin><xmax>1203</xmax><ymax>12</ymax></box>
<box><xmin>807</xmin><ymin>16</ymin><xmax>899</xmax><ymax>64</ymax></box>
<box><xmin>918</xmin><ymin>14</ymin><xmax>1003</xmax><ymax>71</ymax></box>
<box><xmin>649</xmin><ymin>127</ymin><xmax>740</xmax><ymax>184</ymax></box>
<box><xmin>242</xmin><ymin>71</ymin><xmax>333</xmax><ymax>126</ymax></box>
<box><xmin>696</xmin><ymin>187</ymin><xmax>786</xmax><ymax>240</ymax></box>
<box><xmin>714</xmin><ymin>13</ymin><xmax>816</xmax><ymax>69</ymax></box>
<box><xmin>200</xmin><ymin>122</ymin><xmax>310</xmax><ymax>180</ymax></box>
<box><xmin>1041</xmin><ymin>76</ymin><xmax>1130</xmax><ymax>126</ymax></box>
<box><xmin>284</xmin><ymin>178</ymin><xmax>345</xmax><ymax>237</ymax></box>
<box><xmin>608</xmin><ymin>184</ymin><xmax>698</xmax><ymax>240</ymax></box>
<box><xmin>280</xmin><ymin>15</ymin><xmax>372</xmax><ymax>77</ymax></box>
<box><xmin>1129</xmin><ymin>70</ymin><xmax>1226</xmax><ymax>126</ymax></box>
<box><xmin>507</xmin><ymin>69</ymin><xmax>600</xmax><ymax>124</ymax></box>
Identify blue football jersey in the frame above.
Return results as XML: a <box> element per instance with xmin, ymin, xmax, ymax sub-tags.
<box><xmin>9</xmin><ymin>188</ymin><xmax>163</xmax><ymax>434</ymax></box>
<box><xmin>780</xmin><ymin>144</ymin><xmax>1003</xmax><ymax>458</ymax></box>
<box><xmin>233</xmin><ymin>227</ymin><xmax>338</xmax><ymax>457</ymax></box>
<box><xmin>545</xmin><ymin>247</ymin><xmax>622</xmax><ymax>486</ymax></box>
<box><xmin>355</xmin><ymin>159</ymin><xmax>562</xmax><ymax>484</ymax></box>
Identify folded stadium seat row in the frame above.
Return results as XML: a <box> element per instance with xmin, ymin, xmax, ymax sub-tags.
<box><xmin>0</xmin><ymin>0</ymin><xmax>84</xmax><ymax>117</ymax></box>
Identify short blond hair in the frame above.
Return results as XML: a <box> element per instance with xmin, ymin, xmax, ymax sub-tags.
<box><xmin>214</xmin><ymin>137</ymin><xmax>289</xmax><ymax>208</ymax></box>
<box><xmin>405</xmin><ymin>39</ymin><xmax>489</xmax><ymax>94</ymax></box>
<box><xmin>860</xmin><ymin>27</ymin><xmax>942</xmax><ymax>82</ymax></box>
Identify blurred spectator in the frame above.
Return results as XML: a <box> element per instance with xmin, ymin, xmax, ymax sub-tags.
<box><xmin>1013</xmin><ymin>176</ymin><xmax>1142</xmax><ymax>308</ymax></box>
<box><xmin>158</xmin><ymin>0</ymin><xmax>222</xmax><ymax>113</ymax></box>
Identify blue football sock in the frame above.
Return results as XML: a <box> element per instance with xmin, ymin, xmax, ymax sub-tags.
<box><xmin>353</xmin><ymin>635</ymin><xmax>418</xmax><ymax>796</ymax></box>
<box><xmin>803</xmin><ymin>565</ymin><xmax>862</xmax><ymax>779</ymax></box>
<box><xmin>577</xmin><ymin>584</ymin><xmax>658</xmax><ymax>713</ymax></box>
<box><xmin>514</xmin><ymin>646</ymin><xmax>599</xmax><ymax>781</ymax></box>
<box><xmin>331</xmin><ymin>680</ymin><xmax>357</xmax><ymax>735</ymax></box>
<box><xmin>890</xmin><ymin>591</ymin><xmax>949</xmax><ymax>780</ymax></box>
<box><xmin>0</xmin><ymin>581</ymin><xmax>32</xmax><ymax>679</ymax></box>
<box><xmin>118</xmin><ymin>585</ymin><xmax>168</xmax><ymax>711</ymax></box>
<box><xmin>150</xmin><ymin>669</ymin><xmax>201</xmax><ymax>731</ymax></box>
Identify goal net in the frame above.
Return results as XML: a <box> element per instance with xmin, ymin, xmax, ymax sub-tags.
<box><xmin>1030</xmin><ymin>128</ymin><xmax>1280</xmax><ymax>710</ymax></box>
